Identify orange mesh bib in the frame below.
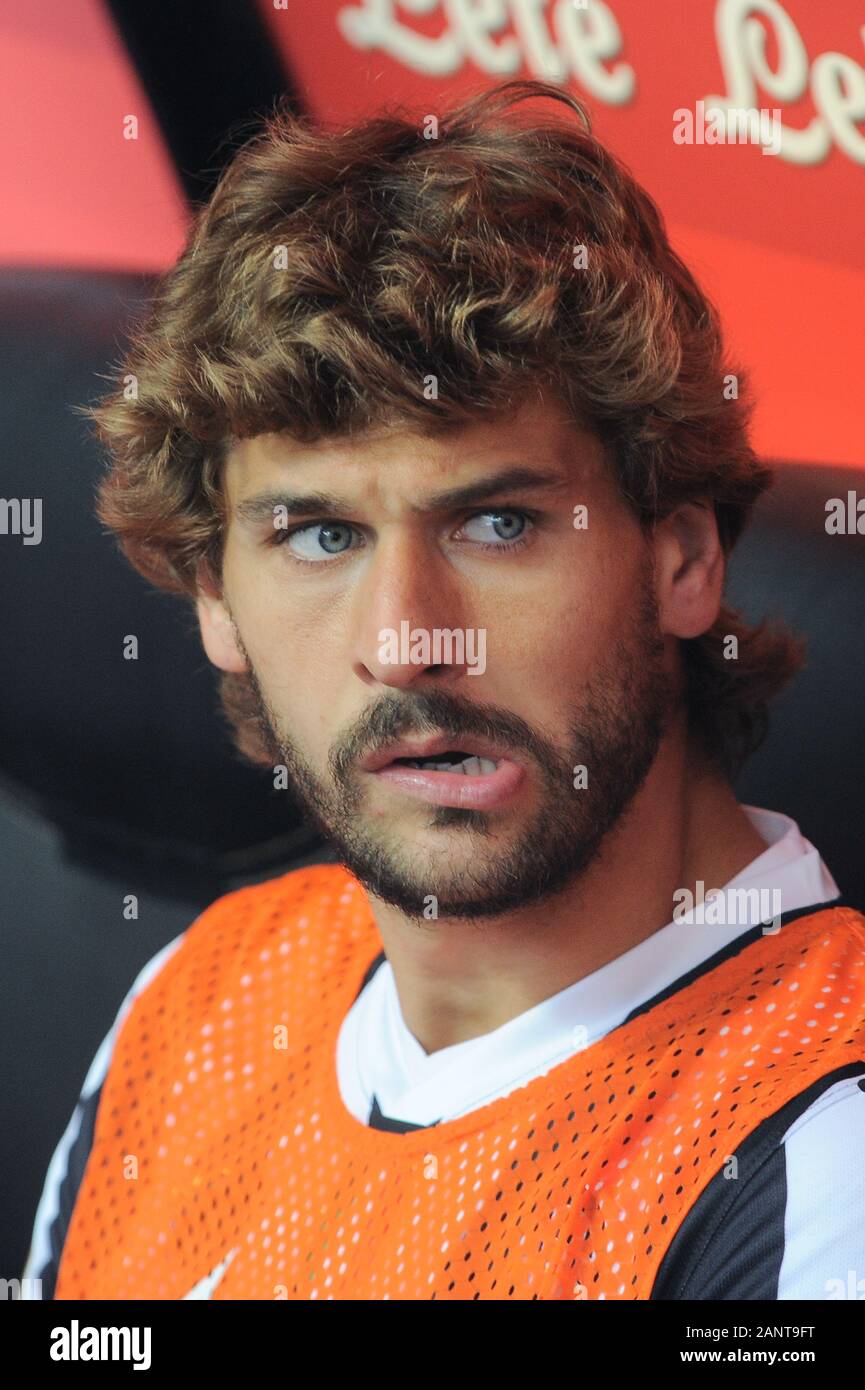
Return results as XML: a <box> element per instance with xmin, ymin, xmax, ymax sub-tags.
<box><xmin>55</xmin><ymin>866</ymin><xmax>865</xmax><ymax>1300</ymax></box>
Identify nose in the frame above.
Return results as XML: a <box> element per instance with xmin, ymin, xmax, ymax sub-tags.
<box><xmin>350</xmin><ymin>532</ymin><xmax>473</xmax><ymax>690</ymax></box>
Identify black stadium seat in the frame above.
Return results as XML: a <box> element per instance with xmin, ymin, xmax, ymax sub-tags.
<box><xmin>1</xmin><ymin>265</ymin><xmax>862</xmax><ymax>1279</ymax></box>
<box><xmin>727</xmin><ymin>460</ymin><xmax>865</xmax><ymax>913</ymax></box>
<box><xmin>0</xmin><ymin>267</ymin><xmax>334</xmax><ymax>899</ymax></box>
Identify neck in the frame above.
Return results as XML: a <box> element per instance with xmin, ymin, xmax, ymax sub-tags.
<box><xmin>367</xmin><ymin>718</ymin><xmax>769</xmax><ymax>1054</ymax></box>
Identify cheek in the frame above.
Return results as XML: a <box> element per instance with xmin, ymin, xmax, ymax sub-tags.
<box><xmin>477</xmin><ymin>599</ymin><xmax>599</xmax><ymax>726</ymax></box>
<box><xmin>224</xmin><ymin>545</ymin><xmax>329</xmax><ymax>648</ymax></box>
<box><xmin>493</xmin><ymin>575</ymin><xmax>616</xmax><ymax>668</ymax></box>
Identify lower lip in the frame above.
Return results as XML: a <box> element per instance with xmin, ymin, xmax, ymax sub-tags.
<box><xmin>366</xmin><ymin>758</ymin><xmax>525</xmax><ymax>809</ymax></box>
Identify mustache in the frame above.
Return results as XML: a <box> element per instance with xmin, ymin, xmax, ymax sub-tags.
<box><xmin>329</xmin><ymin>688</ymin><xmax>561</xmax><ymax>786</ymax></box>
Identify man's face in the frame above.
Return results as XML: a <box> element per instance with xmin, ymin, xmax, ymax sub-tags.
<box><xmin>200</xmin><ymin>392</ymin><xmax>677</xmax><ymax>920</ymax></box>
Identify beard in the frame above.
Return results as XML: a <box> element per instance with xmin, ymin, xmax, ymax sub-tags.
<box><xmin>225</xmin><ymin>574</ymin><xmax>674</xmax><ymax>922</ymax></box>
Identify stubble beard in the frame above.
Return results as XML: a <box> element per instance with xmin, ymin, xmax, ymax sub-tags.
<box><xmin>227</xmin><ymin>580</ymin><xmax>674</xmax><ymax>922</ymax></box>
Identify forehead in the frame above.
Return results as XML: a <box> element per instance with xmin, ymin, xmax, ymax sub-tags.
<box><xmin>222</xmin><ymin>389</ymin><xmax>609</xmax><ymax>509</ymax></box>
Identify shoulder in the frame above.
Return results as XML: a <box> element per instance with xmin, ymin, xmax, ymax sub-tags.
<box><xmin>181</xmin><ymin>862</ymin><xmax>357</xmax><ymax>951</ymax></box>
<box><xmin>652</xmin><ymin>1066</ymin><xmax>865</xmax><ymax>1300</ymax></box>
<box><xmin>20</xmin><ymin>862</ymin><xmax>353</xmax><ymax>1299</ymax></box>
<box><xmin>127</xmin><ymin>863</ymin><xmax>359</xmax><ymax>1003</ymax></box>
<box><xmin>19</xmin><ymin>928</ymin><xmax>187</xmax><ymax>1297</ymax></box>
<box><xmin>777</xmin><ymin>1069</ymin><xmax>865</xmax><ymax>1298</ymax></box>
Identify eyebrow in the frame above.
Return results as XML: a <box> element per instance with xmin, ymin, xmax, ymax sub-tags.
<box><xmin>234</xmin><ymin>465</ymin><xmax>569</xmax><ymax>525</ymax></box>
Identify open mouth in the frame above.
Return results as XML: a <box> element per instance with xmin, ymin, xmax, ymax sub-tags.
<box><xmin>367</xmin><ymin>744</ymin><xmax>525</xmax><ymax>809</ymax></box>
<box><xmin>390</xmin><ymin>750</ymin><xmax>499</xmax><ymax>776</ymax></box>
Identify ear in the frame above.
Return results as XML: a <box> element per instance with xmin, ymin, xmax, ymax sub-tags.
<box><xmin>652</xmin><ymin>502</ymin><xmax>725</xmax><ymax>639</ymax></box>
<box><xmin>195</xmin><ymin>560</ymin><xmax>248</xmax><ymax>674</ymax></box>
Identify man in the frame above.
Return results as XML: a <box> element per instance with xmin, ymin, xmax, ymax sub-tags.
<box><xmin>23</xmin><ymin>79</ymin><xmax>865</xmax><ymax>1300</ymax></box>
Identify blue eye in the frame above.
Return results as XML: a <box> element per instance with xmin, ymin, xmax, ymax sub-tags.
<box><xmin>275</xmin><ymin>522</ymin><xmax>357</xmax><ymax>560</ymax></box>
<box><xmin>269</xmin><ymin>507</ymin><xmax>535</xmax><ymax>565</ymax></box>
<box><xmin>460</xmin><ymin>511</ymin><xmax>530</xmax><ymax>544</ymax></box>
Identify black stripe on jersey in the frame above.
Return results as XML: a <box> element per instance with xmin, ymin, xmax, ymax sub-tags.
<box><xmin>620</xmin><ymin>897</ymin><xmax>847</xmax><ymax>1028</ymax></box>
<box><xmin>34</xmin><ymin>1080</ymin><xmax>105</xmax><ymax>1299</ymax></box>
<box><xmin>368</xmin><ymin>1093</ymin><xmax>440</xmax><ymax>1132</ymax></box>
<box><xmin>353</xmin><ymin>949</ymin><xmax>387</xmax><ymax>1003</ymax></box>
<box><xmin>651</xmin><ymin>1061</ymin><xmax>865</xmax><ymax>1299</ymax></box>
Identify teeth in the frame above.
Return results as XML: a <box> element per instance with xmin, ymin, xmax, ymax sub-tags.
<box><xmin>408</xmin><ymin>755</ymin><xmax>499</xmax><ymax>774</ymax></box>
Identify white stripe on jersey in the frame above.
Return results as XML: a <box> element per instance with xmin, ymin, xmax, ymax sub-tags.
<box><xmin>778</xmin><ymin>1073</ymin><xmax>865</xmax><ymax>1299</ymax></box>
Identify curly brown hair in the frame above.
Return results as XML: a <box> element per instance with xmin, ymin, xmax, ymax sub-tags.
<box><xmin>81</xmin><ymin>78</ymin><xmax>803</xmax><ymax>778</ymax></box>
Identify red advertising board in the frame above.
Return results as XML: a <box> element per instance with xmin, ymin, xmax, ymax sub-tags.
<box><xmin>1</xmin><ymin>0</ymin><xmax>861</xmax><ymax>466</ymax></box>
<box><xmin>261</xmin><ymin>0</ymin><xmax>864</xmax><ymax>468</ymax></box>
